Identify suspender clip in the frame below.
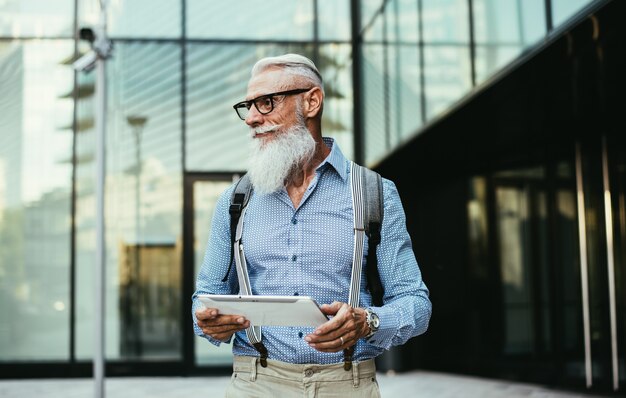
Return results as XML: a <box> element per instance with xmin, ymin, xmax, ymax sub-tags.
<box><xmin>343</xmin><ymin>346</ymin><xmax>354</xmax><ymax>371</ymax></box>
<box><xmin>253</xmin><ymin>342</ymin><xmax>268</xmax><ymax>368</ymax></box>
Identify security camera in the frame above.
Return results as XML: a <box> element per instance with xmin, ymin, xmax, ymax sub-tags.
<box><xmin>72</xmin><ymin>51</ymin><xmax>97</xmax><ymax>72</ymax></box>
<box><xmin>73</xmin><ymin>26</ymin><xmax>113</xmax><ymax>72</ymax></box>
<box><xmin>79</xmin><ymin>27</ymin><xmax>96</xmax><ymax>43</ymax></box>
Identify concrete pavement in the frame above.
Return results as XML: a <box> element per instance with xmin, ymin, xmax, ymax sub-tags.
<box><xmin>0</xmin><ymin>370</ymin><xmax>611</xmax><ymax>398</ymax></box>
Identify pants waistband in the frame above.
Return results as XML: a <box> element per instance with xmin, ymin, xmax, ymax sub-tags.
<box><xmin>232</xmin><ymin>355</ymin><xmax>377</xmax><ymax>387</ymax></box>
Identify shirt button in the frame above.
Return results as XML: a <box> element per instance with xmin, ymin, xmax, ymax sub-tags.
<box><xmin>294</xmin><ymin>292</ymin><xmax>299</xmax><ymax>296</ymax></box>
<box><xmin>291</xmin><ymin>218</ymin><xmax>297</xmax><ymax>224</ymax></box>
<box><xmin>304</xmin><ymin>369</ymin><xmax>314</xmax><ymax>377</ymax></box>
<box><xmin>292</xmin><ymin>255</ymin><xmax>297</xmax><ymax>261</ymax></box>
<box><xmin>298</xmin><ymin>332</ymin><xmax>303</xmax><ymax>338</ymax></box>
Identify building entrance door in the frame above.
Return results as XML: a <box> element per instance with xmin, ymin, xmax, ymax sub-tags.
<box><xmin>489</xmin><ymin>136</ymin><xmax>626</xmax><ymax>393</ymax></box>
<box><xmin>491</xmin><ymin>164</ymin><xmax>582</xmax><ymax>385</ymax></box>
<box><xmin>182</xmin><ymin>173</ymin><xmax>239</xmax><ymax>371</ymax></box>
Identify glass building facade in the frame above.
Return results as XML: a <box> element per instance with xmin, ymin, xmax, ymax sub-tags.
<box><xmin>1</xmin><ymin>0</ymin><xmax>614</xmax><ymax>391</ymax></box>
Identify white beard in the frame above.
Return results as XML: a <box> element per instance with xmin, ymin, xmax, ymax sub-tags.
<box><xmin>248</xmin><ymin>123</ymin><xmax>316</xmax><ymax>194</ymax></box>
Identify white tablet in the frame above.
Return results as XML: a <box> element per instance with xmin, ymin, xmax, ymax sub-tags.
<box><xmin>197</xmin><ymin>294</ymin><xmax>329</xmax><ymax>327</ymax></box>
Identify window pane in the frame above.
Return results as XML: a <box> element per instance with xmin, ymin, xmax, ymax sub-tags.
<box><xmin>318</xmin><ymin>44</ymin><xmax>354</xmax><ymax>160</ymax></box>
<box><xmin>363</xmin><ymin>2</ymin><xmax>384</xmax><ymax>42</ymax></box>
<box><xmin>474</xmin><ymin>45</ymin><xmax>522</xmax><ymax>84</ymax></box>
<box><xmin>388</xmin><ymin>45</ymin><xmax>422</xmax><ymax>142</ymax></box>
<box><xmin>0</xmin><ymin>0</ymin><xmax>73</xmax><ymax>37</ymax></box>
<box><xmin>362</xmin><ymin>44</ymin><xmax>386</xmax><ymax>165</ymax></box>
<box><xmin>79</xmin><ymin>0</ymin><xmax>181</xmax><ymax>38</ymax></box>
<box><xmin>473</xmin><ymin>0</ymin><xmax>545</xmax><ymax>46</ymax></box>
<box><xmin>194</xmin><ymin>179</ymin><xmax>234</xmax><ymax>366</ymax></box>
<box><xmin>423</xmin><ymin>45</ymin><xmax>471</xmax><ymax>120</ymax></box>
<box><xmin>422</xmin><ymin>0</ymin><xmax>470</xmax><ymax>43</ymax></box>
<box><xmin>360</xmin><ymin>0</ymin><xmax>384</xmax><ymax>32</ymax></box>
<box><xmin>551</xmin><ymin>0</ymin><xmax>594</xmax><ymax>28</ymax></box>
<box><xmin>387</xmin><ymin>0</ymin><xmax>419</xmax><ymax>43</ymax></box>
<box><xmin>472</xmin><ymin>0</ymin><xmax>546</xmax><ymax>84</ymax></box>
<box><xmin>187</xmin><ymin>0</ymin><xmax>313</xmax><ymax>40</ymax></box>
<box><xmin>318</xmin><ymin>0</ymin><xmax>351</xmax><ymax>41</ymax></box>
<box><xmin>185</xmin><ymin>44</ymin><xmax>314</xmax><ymax>172</ymax></box>
<box><xmin>0</xmin><ymin>40</ymin><xmax>74</xmax><ymax>360</ymax></box>
<box><xmin>75</xmin><ymin>42</ymin><xmax>183</xmax><ymax>360</ymax></box>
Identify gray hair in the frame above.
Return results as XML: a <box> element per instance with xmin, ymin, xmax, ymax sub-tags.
<box><xmin>251</xmin><ymin>54</ymin><xmax>324</xmax><ymax>95</ymax></box>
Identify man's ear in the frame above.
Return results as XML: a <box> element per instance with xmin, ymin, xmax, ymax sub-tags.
<box><xmin>303</xmin><ymin>87</ymin><xmax>323</xmax><ymax>118</ymax></box>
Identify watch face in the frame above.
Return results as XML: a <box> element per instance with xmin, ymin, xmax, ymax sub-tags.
<box><xmin>372</xmin><ymin>314</ymin><xmax>380</xmax><ymax>328</ymax></box>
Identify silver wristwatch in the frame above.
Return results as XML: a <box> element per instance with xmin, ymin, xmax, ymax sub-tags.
<box><xmin>364</xmin><ymin>308</ymin><xmax>380</xmax><ymax>339</ymax></box>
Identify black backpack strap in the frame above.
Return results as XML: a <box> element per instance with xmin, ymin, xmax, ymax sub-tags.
<box><xmin>362</xmin><ymin>168</ymin><xmax>384</xmax><ymax>306</ymax></box>
<box><xmin>222</xmin><ymin>174</ymin><xmax>253</xmax><ymax>282</ymax></box>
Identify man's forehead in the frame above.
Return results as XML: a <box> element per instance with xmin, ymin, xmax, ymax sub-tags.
<box><xmin>246</xmin><ymin>69</ymin><xmax>294</xmax><ymax>98</ymax></box>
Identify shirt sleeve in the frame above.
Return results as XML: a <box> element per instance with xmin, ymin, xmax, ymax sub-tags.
<box><xmin>191</xmin><ymin>185</ymin><xmax>239</xmax><ymax>346</ymax></box>
<box><xmin>365</xmin><ymin>179</ymin><xmax>432</xmax><ymax>350</ymax></box>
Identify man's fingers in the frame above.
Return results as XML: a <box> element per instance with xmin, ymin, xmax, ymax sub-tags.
<box><xmin>198</xmin><ymin>313</ymin><xmax>248</xmax><ymax>326</ymax></box>
<box><xmin>319</xmin><ymin>301</ymin><xmax>342</xmax><ymax>316</ymax></box>
<box><xmin>202</xmin><ymin>322</ymin><xmax>249</xmax><ymax>333</ymax></box>
<box><xmin>312</xmin><ymin>302</ymin><xmax>351</xmax><ymax>336</ymax></box>
<box><xmin>308</xmin><ymin>329</ymin><xmax>360</xmax><ymax>352</ymax></box>
<box><xmin>197</xmin><ymin>312</ymin><xmax>250</xmax><ymax>342</ymax></box>
<box><xmin>195</xmin><ymin>307</ymin><xmax>219</xmax><ymax>320</ymax></box>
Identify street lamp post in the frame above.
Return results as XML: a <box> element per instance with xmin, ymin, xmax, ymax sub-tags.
<box><xmin>73</xmin><ymin>1</ymin><xmax>112</xmax><ymax>397</ymax></box>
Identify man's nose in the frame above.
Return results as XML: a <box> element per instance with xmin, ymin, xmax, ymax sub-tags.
<box><xmin>245</xmin><ymin>105</ymin><xmax>263</xmax><ymax>126</ymax></box>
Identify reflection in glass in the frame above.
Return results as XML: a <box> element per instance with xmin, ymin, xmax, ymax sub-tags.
<box><xmin>187</xmin><ymin>0</ymin><xmax>313</xmax><ymax>40</ymax></box>
<box><xmin>73</xmin><ymin>65</ymin><xmax>97</xmax><ymax>359</ymax></box>
<box><xmin>362</xmin><ymin>44</ymin><xmax>385</xmax><ymax>164</ymax></box>
<box><xmin>388</xmin><ymin>45</ymin><xmax>421</xmax><ymax>142</ymax></box>
<box><xmin>317</xmin><ymin>0</ymin><xmax>351</xmax><ymax>41</ymax></box>
<box><xmin>79</xmin><ymin>0</ymin><xmax>181</xmax><ymax>38</ymax></box>
<box><xmin>473</xmin><ymin>0</ymin><xmax>545</xmax><ymax>45</ymax></box>
<box><xmin>75</xmin><ymin>42</ymin><xmax>183</xmax><ymax>360</ymax></box>
<box><xmin>551</xmin><ymin>0</ymin><xmax>594</xmax><ymax>28</ymax></box>
<box><xmin>386</xmin><ymin>0</ymin><xmax>419</xmax><ymax>43</ymax></box>
<box><xmin>607</xmin><ymin>137</ymin><xmax>626</xmax><ymax>386</ymax></box>
<box><xmin>362</xmin><ymin>0</ymin><xmax>384</xmax><ymax>43</ymax></box>
<box><xmin>474</xmin><ymin>45</ymin><xmax>522</xmax><ymax>84</ymax></box>
<box><xmin>360</xmin><ymin>0</ymin><xmax>385</xmax><ymax>33</ymax></box>
<box><xmin>423</xmin><ymin>45</ymin><xmax>471</xmax><ymax>120</ymax></box>
<box><xmin>469</xmin><ymin>163</ymin><xmax>583</xmax><ymax>364</ymax></box>
<box><xmin>0</xmin><ymin>0</ymin><xmax>73</xmax><ymax>37</ymax></box>
<box><xmin>0</xmin><ymin>40</ymin><xmax>74</xmax><ymax>360</ymax></box>
<box><xmin>194</xmin><ymin>179</ymin><xmax>234</xmax><ymax>366</ymax></box>
<box><xmin>496</xmin><ymin>186</ymin><xmax>534</xmax><ymax>354</ymax></box>
<box><xmin>317</xmin><ymin>44</ymin><xmax>354</xmax><ymax>160</ymax></box>
<box><xmin>473</xmin><ymin>0</ymin><xmax>545</xmax><ymax>83</ymax></box>
<box><xmin>421</xmin><ymin>0</ymin><xmax>469</xmax><ymax>43</ymax></box>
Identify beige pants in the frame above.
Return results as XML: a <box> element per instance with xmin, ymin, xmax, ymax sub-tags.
<box><xmin>225</xmin><ymin>356</ymin><xmax>381</xmax><ymax>398</ymax></box>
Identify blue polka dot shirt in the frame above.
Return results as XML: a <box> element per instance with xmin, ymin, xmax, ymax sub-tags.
<box><xmin>192</xmin><ymin>138</ymin><xmax>431</xmax><ymax>364</ymax></box>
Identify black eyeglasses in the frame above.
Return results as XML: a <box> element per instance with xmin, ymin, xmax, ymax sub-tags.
<box><xmin>232</xmin><ymin>88</ymin><xmax>313</xmax><ymax>120</ymax></box>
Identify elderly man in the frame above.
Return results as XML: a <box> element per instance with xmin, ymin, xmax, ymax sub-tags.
<box><xmin>192</xmin><ymin>54</ymin><xmax>431</xmax><ymax>397</ymax></box>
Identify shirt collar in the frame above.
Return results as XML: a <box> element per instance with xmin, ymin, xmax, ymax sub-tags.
<box><xmin>316</xmin><ymin>137</ymin><xmax>348</xmax><ymax>181</ymax></box>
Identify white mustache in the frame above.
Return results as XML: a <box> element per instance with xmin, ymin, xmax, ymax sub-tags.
<box><xmin>251</xmin><ymin>124</ymin><xmax>282</xmax><ymax>136</ymax></box>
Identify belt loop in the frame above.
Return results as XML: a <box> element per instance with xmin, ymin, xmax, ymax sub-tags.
<box><xmin>249</xmin><ymin>356</ymin><xmax>258</xmax><ymax>381</ymax></box>
<box><xmin>352</xmin><ymin>361</ymin><xmax>360</xmax><ymax>388</ymax></box>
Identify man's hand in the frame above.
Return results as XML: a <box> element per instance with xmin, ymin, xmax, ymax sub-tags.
<box><xmin>304</xmin><ymin>301</ymin><xmax>370</xmax><ymax>352</ymax></box>
<box><xmin>195</xmin><ymin>307</ymin><xmax>250</xmax><ymax>342</ymax></box>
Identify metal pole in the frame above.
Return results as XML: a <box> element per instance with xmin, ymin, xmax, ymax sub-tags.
<box><xmin>575</xmin><ymin>141</ymin><xmax>593</xmax><ymax>388</ymax></box>
<box><xmin>95</xmin><ymin>1</ymin><xmax>110</xmax><ymax>397</ymax></box>
<box><xmin>601</xmin><ymin>135</ymin><xmax>619</xmax><ymax>392</ymax></box>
